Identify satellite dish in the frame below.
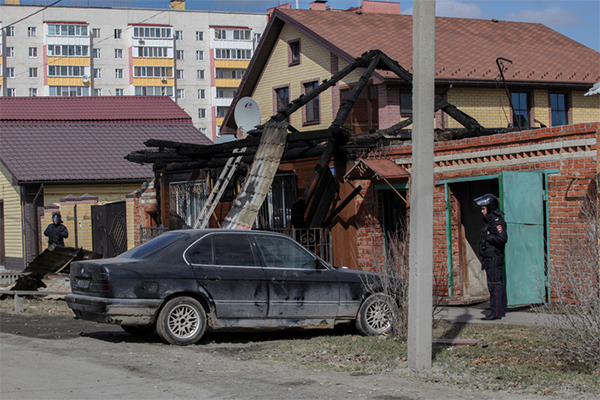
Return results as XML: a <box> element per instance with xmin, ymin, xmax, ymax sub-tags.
<box><xmin>234</xmin><ymin>97</ymin><xmax>261</xmax><ymax>133</ymax></box>
<box><xmin>82</xmin><ymin>75</ymin><xmax>90</xmax><ymax>83</ymax></box>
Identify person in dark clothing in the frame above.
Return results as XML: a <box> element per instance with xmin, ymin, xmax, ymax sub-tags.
<box><xmin>44</xmin><ymin>211</ymin><xmax>69</xmax><ymax>248</ymax></box>
<box><xmin>474</xmin><ymin>194</ymin><xmax>508</xmax><ymax>320</ymax></box>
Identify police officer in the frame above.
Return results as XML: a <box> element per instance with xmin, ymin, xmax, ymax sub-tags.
<box><xmin>44</xmin><ymin>211</ymin><xmax>69</xmax><ymax>248</ymax></box>
<box><xmin>474</xmin><ymin>194</ymin><xmax>508</xmax><ymax>320</ymax></box>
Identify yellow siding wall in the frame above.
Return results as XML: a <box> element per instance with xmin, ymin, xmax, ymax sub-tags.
<box><xmin>446</xmin><ymin>87</ymin><xmax>511</xmax><ymax>129</ymax></box>
<box><xmin>126</xmin><ymin>197</ymin><xmax>136</xmax><ymax>250</ymax></box>
<box><xmin>0</xmin><ymin>165</ymin><xmax>23</xmax><ymax>259</ymax></box>
<box><xmin>534</xmin><ymin>89</ymin><xmax>550</xmax><ymax>127</ymax></box>
<box><xmin>252</xmin><ymin>25</ymin><xmax>354</xmax><ymax>131</ymax></box>
<box><xmin>43</xmin><ymin>183</ymin><xmax>141</xmax><ymax>207</ymax></box>
<box><xmin>572</xmin><ymin>91</ymin><xmax>600</xmax><ymax>123</ymax></box>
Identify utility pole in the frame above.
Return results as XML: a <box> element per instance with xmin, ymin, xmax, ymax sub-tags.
<box><xmin>408</xmin><ymin>0</ymin><xmax>435</xmax><ymax>371</ymax></box>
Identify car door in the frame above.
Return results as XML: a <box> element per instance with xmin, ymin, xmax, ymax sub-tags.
<box><xmin>254</xmin><ymin>234</ymin><xmax>340</xmax><ymax>319</ymax></box>
<box><xmin>185</xmin><ymin>233</ymin><xmax>268</xmax><ymax>319</ymax></box>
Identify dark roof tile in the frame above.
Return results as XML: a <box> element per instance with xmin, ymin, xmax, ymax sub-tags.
<box><xmin>0</xmin><ymin>96</ymin><xmax>194</xmax><ymax>124</ymax></box>
<box><xmin>0</xmin><ymin>124</ymin><xmax>212</xmax><ymax>183</ymax></box>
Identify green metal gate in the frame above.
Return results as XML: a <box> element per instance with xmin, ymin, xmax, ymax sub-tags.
<box><xmin>501</xmin><ymin>171</ymin><xmax>547</xmax><ymax>306</ymax></box>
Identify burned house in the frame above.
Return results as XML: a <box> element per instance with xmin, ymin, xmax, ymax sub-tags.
<box><xmin>126</xmin><ymin>3</ymin><xmax>599</xmax><ymax>305</ymax></box>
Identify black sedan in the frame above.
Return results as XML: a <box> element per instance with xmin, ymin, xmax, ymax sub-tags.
<box><xmin>66</xmin><ymin>229</ymin><xmax>400</xmax><ymax>345</ymax></box>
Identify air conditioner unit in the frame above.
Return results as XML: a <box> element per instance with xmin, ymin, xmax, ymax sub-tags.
<box><xmin>139</xmin><ymin>39</ymin><xmax>145</xmax><ymax>45</ymax></box>
<box><xmin>82</xmin><ymin>75</ymin><xmax>90</xmax><ymax>83</ymax></box>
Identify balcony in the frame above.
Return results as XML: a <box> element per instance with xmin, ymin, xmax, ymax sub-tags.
<box><xmin>215</xmin><ymin>78</ymin><xmax>242</xmax><ymax>88</ymax></box>
<box><xmin>214</xmin><ymin>97</ymin><xmax>233</xmax><ymax>107</ymax></box>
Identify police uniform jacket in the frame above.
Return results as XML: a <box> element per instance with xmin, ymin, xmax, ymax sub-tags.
<box><xmin>479</xmin><ymin>209</ymin><xmax>508</xmax><ymax>260</ymax></box>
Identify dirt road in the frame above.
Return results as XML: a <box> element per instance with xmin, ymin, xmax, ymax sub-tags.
<box><xmin>0</xmin><ymin>312</ymin><xmax>574</xmax><ymax>400</ymax></box>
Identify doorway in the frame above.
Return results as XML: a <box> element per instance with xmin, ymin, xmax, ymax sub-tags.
<box><xmin>445</xmin><ymin>171</ymin><xmax>548</xmax><ymax>306</ymax></box>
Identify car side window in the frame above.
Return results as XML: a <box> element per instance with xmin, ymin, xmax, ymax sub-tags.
<box><xmin>213</xmin><ymin>234</ymin><xmax>257</xmax><ymax>266</ymax></box>
<box><xmin>186</xmin><ymin>236</ymin><xmax>213</xmax><ymax>265</ymax></box>
<box><xmin>255</xmin><ymin>235</ymin><xmax>315</xmax><ymax>269</ymax></box>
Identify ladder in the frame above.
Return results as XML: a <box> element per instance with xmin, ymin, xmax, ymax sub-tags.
<box><xmin>193</xmin><ymin>148</ymin><xmax>246</xmax><ymax>229</ymax></box>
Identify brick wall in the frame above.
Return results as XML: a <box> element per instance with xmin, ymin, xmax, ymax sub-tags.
<box><xmin>353</xmin><ymin>123</ymin><xmax>598</xmax><ymax>302</ymax></box>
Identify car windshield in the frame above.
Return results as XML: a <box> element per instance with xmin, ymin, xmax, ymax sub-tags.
<box><xmin>117</xmin><ymin>233</ymin><xmax>189</xmax><ymax>260</ymax></box>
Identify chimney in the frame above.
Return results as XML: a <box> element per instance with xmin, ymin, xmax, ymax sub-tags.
<box><xmin>309</xmin><ymin>1</ymin><xmax>328</xmax><ymax>11</ymax></box>
<box><xmin>170</xmin><ymin>0</ymin><xmax>185</xmax><ymax>10</ymax></box>
<box><xmin>360</xmin><ymin>1</ymin><xmax>401</xmax><ymax>14</ymax></box>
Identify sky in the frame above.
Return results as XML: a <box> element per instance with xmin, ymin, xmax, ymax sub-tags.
<box><xmin>12</xmin><ymin>0</ymin><xmax>600</xmax><ymax>52</ymax></box>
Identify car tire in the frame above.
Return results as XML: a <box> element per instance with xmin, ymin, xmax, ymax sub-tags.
<box><xmin>121</xmin><ymin>325</ymin><xmax>155</xmax><ymax>336</ymax></box>
<box><xmin>355</xmin><ymin>293</ymin><xmax>399</xmax><ymax>336</ymax></box>
<box><xmin>156</xmin><ymin>296</ymin><xmax>206</xmax><ymax>346</ymax></box>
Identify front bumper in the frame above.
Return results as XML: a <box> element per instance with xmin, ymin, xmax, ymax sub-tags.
<box><xmin>66</xmin><ymin>293</ymin><xmax>162</xmax><ymax>326</ymax></box>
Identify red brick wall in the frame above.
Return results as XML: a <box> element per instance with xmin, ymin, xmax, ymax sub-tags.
<box><xmin>353</xmin><ymin>123</ymin><xmax>599</xmax><ymax>302</ymax></box>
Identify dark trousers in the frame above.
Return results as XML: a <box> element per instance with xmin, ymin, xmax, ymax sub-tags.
<box><xmin>483</xmin><ymin>255</ymin><xmax>506</xmax><ymax>318</ymax></box>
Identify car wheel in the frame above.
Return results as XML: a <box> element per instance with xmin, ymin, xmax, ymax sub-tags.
<box><xmin>355</xmin><ymin>293</ymin><xmax>399</xmax><ymax>336</ymax></box>
<box><xmin>156</xmin><ymin>296</ymin><xmax>206</xmax><ymax>346</ymax></box>
<box><xmin>121</xmin><ymin>325</ymin><xmax>155</xmax><ymax>336</ymax></box>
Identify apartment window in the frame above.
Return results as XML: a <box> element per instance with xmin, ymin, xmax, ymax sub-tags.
<box><xmin>177</xmin><ymin>89</ymin><xmax>185</xmax><ymax>99</ymax></box>
<box><xmin>399</xmin><ymin>90</ymin><xmax>413</xmax><ymax>118</ymax></box>
<box><xmin>48</xmin><ymin>45</ymin><xmax>89</xmax><ymax>57</ymax></box>
<box><xmin>48</xmin><ymin>24</ymin><xmax>88</xmax><ymax>36</ymax></box>
<box><xmin>48</xmin><ymin>65</ymin><xmax>87</xmax><ymax>77</ymax></box>
<box><xmin>6</xmin><ymin>27</ymin><xmax>15</xmax><ymax>37</ymax></box>
<box><xmin>216</xmin><ymin>89</ymin><xmax>225</xmax><ymax>98</ymax></box>
<box><xmin>134</xmin><ymin>86</ymin><xmax>174</xmax><ymax>96</ymax></box>
<box><xmin>198</xmin><ymin>108</ymin><xmax>206</xmax><ymax>118</ymax></box>
<box><xmin>550</xmin><ymin>93</ymin><xmax>569</xmax><ymax>127</ymax></box>
<box><xmin>275</xmin><ymin>86</ymin><xmax>290</xmax><ymax>113</ymax></box>
<box><xmin>92</xmin><ymin>28</ymin><xmax>100</xmax><ymax>38</ymax></box>
<box><xmin>93</xmin><ymin>88</ymin><xmax>102</xmax><ymax>96</ymax></box>
<box><xmin>214</xmin><ymin>29</ymin><xmax>227</xmax><ymax>40</ymax></box>
<box><xmin>7</xmin><ymin>47</ymin><xmax>15</xmax><ymax>58</ymax></box>
<box><xmin>134</xmin><ymin>66</ymin><xmax>173</xmax><ymax>78</ymax></box>
<box><xmin>114</xmin><ymin>29</ymin><xmax>122</xmax><ymax>39</ymax></box>
<box><xmin>196</xmin><ymin>50</ymin><xmax>204</xmax><ymax>61</ymax></box>
<box><xmin>29</xmin><ymin>47</ymin><xmax>38</xmax><ymax>58</ymax></box>
<box><xmin>132</xmin><ymin>26</ymin><xmax>172</xmax><ymax>39</ymax></box>
<box><xmin>135</xmin><ymin>46</ymin><xmax>170</xmax><ymax>58</ymax></box>
<box><xmin>115</xmin><ymin>88</ymin><xmax>124</xmax><ymax>96</ymax></box>
<box><xmin>175</xmin><ymin>30</ymin><xmax>183</xmax><ymax>40</ymax></box>
<box><xmin>197</xmin><ymin>69</ymin><xmax>205</xmax><ymax>80</ymax></box>
<box><xmin>29</xmin><ymin>68</ymin><xmax>38</xmax><ymax>78</ymax></box>
<box><xmin>7</xmin><ymin>88</ymin><xmax>16</xmax><ymax>97</ymax></box>
<box><xmin>176</xmin><ymin>69</ymin><xmax>184</xmax><ymax>79</ymax></box>
<box><xmin>49</xmin><ymin>86</ymin><xmax>90</xmax><ymax>96</ymax></box>
<box><xmin>216</xmin><ymin>107</ymin><xmax>228</xmax><ymax>118</ymax></box>
<box><xmin>199</xmin><ymin>128</ymin><xmax>207</xmax><ymax>135</ymax></box>
<box><xmin>93</xmin><ymin>48</ymin><xmax>101</xmax><ymax>58</ymax></box>
<box><xmin>176</xmin><ymin>50</ymin><xmax>184</xmax><ymax>60</ymax></box>
<box><xmin>196</xmin><ymin>31</ymin><xmax>204</xmax><ymax>41</ymax></box>
<box><xmin>214</xmin><ymin>48</ymin><xmax>252</xmax><ymax>60</ymax></box>
<box><xmin>198</xmin><ymin>89</ymin><xmax>205</xmax><ymax>99</ymax></box>
<box><xmin>288</xmin><ymin>40</ymin><xmax>300</xmax><ymax>66</ymax></box>
<box><xmin>303</xmin><ymin>81</ymin><xmax>320</xmax><ymax>125</ymax></box>
<box><xmin>115</xmin><ymin>49</ymin><xmax>123</xmax><ymax>59</ymax></box>
<box><xmin>233</xmin><ymin>29</ymin><xmax>251</xmax><ymax>40</ymax></box>
<box><xmin>29</xmin><ymin>88</ymin><xmax>38</xmax><ymax>97</ymax></box>
<box><xmin>115</xmin><ymin>68</ymin><xmax>124</xmax><ymax>79</ymax></box>
<box><xmin>93</xmin><ymin>68</ymin><xmax>102</xmax><ymax>78</ymax></box>
<box><xmin>254</xmin><ymin>33</ymin><xmax>262</xmax><ymax>43</ymax></box>
<box><xmin>6</xmin><ymin>68</ymin><xmax>15</xmax><ymax>78</ymax></box>
<box><xmin>28</xmin><ymin>27</ymin><xmax>37</xmax><ymax>37</ymax></box>
<box><xmin>511</xmin><ymin>92</ymin><xmax>530</xmax><ymax>128</ymax></box>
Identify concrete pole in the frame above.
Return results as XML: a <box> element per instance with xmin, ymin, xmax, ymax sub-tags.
<box><xmin>407</xmin><ymin>0</ymin><xmax>435</xmax><ymax>371</ymax></box>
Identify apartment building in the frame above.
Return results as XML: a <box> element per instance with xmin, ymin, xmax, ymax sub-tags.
<box><xmin>0</xmin><ymin>2</ymin><xmax>267</xmax><ymax>140</ymax></box>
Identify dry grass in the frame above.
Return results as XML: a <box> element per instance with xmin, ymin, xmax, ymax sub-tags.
<box><xmin>0</xmin><ymin>296</ymin><xmax>73</xmax><ymax>317</ymax></box>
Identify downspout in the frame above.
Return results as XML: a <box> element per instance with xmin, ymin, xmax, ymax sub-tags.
<box><xmin>445</xmin><ymin>183</ymin><xmax>454</xmax><ymax>297</ymax></box>
<box><xmin>544</xmin><ymin>173</ymin><xmax>551</xmax><ymax>302</ymax></box>
<box><xmin>32</xmin><ymin>184</ymin><xmax>44</xmax><ymax>256</ymax></box>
